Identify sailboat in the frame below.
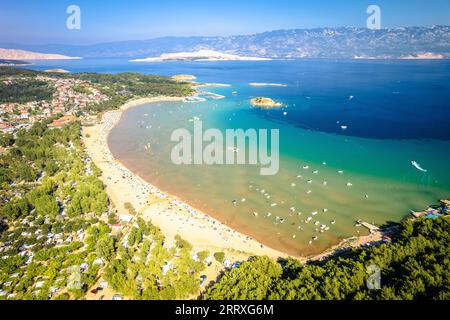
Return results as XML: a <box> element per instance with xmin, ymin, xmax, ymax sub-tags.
<box><xmin>411</xmin><ymin>161</ymin><xmax>427</xmax><ymax>173</ymax></box>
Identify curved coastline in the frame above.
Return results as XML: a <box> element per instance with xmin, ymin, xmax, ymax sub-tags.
<box><xmin>83</xmin><ymin>96</ymin><xmax>407</xmax><ymax>263</ymax></box>
<box><xmin>83</xmin><ymin>97</ymin><xmax>290</xmax><ymax>260</ymax></box>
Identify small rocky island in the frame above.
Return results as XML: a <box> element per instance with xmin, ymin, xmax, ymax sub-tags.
<box><xmin>250</xmin><ymin>97</ymin><xmax>283</xmax><ymax>108</ymax></box>
<box><xmin>249</xmin><ymin>82</ymin><xmax>288</xmax><ymax>87</ymax></box>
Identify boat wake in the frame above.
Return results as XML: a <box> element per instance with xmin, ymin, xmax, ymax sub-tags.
<box><xmin>411</xmin><ymin>161</ymin><xmax>427</xmax><ymax>173</ymax></box>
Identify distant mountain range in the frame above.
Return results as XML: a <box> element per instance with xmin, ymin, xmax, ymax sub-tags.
<box><xmin>1</xmin><ymin>26</ymin><xmax>449</xmax><ymax>59</ymax></box>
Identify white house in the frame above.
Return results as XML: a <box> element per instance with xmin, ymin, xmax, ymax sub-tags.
<box><xmin>119</xmin><ymin>214</ymin><xmax>133</xmax><ymax>223</ymax></box>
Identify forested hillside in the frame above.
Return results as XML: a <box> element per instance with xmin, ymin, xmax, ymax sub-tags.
<box><xmin>205</xmin><ymin>218</ymin><xmax>450</xmax><ymax>300</ymax></box>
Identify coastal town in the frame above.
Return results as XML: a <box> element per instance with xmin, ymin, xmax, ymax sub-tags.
<box><xmin>0</xmin><ymin>72</ymin><xmax>109</xmax><ymax>134</ymax></box>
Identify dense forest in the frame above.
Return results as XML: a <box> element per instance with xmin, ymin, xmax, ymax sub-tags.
<box><xmin>0</xmin><ymin>120</ymin><xmax>111</xmax><ymax>299</ymax></box>
<box><xmin>76</xmin><ymin>72</ymin><xmax>194</xmax><ymax>113</ymax></box>
<box><xmin>105</xmin><ymin>217</ymin><xmax>208</xmax><ymax>300</ymax></box>
<box><xmin>0</xmin><ymin>119</ymin><xmax>109</xmax><ymax>226</ymax></box>
<box><xmin>204</xmin><ymin>218</ymin><xmax>450</xmax><ymax>300</ymax></box>
<box><xmin>0</xmin><ymin>67</ymin><xmax>42</xmax><ymax>77</ymax></box>
<box><xmin>0</xmin><ymin>79</ymin><xmax>55</xmax><ymax>103</ymax></box>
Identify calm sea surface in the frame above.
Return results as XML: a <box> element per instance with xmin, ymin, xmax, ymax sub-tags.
<box><xmin>29</xmin><ymin>59</ymin><xmax>450</xmax><ymax>255</ymax></box>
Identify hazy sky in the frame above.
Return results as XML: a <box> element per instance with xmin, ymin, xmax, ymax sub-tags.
<box><xmin>1</xmin><ymin>0</ymin><xmax>450</xmax><ymax>44</ymax></box>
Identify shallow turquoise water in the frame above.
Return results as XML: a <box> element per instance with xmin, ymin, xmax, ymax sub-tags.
<box><xmin>109</xmin><ymin>77</ymin><xmax>450</xmax><ymax>255</ymax></box>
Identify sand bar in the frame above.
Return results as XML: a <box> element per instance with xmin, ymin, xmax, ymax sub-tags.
<box><xmin>249</xmin><ymin>82</ymin><xmax>288</xmax><ymax>87</ymax></box>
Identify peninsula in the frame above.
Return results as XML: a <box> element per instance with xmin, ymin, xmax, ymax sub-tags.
<box><xmin>0</xmin><ymin>48</ymin><xmax>80</xmax><ymax>60</ymax></box>
<box><xmin>130</xmin><ymin>50</ymin><xmax>271</xmax><ymax>62</ymax></box>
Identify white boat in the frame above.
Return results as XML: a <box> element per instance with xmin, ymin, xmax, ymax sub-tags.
<box><xmin>411</xmin><ymin>161</ymin><xmax>427</xmax><ymax>173</ymax></box>
<box><xmin>341</xmin><ymin>125</ymin><xmax>348</xmax><ymax>130</ymax></box>
<box><xmin>303</xmin><ymin>165</ymin><xmax>310</xmax><ymax>169</ymax></box>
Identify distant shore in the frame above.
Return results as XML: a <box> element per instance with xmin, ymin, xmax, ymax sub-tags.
<box><xmin>83</xmin><ymin>96</ymin><xmax>288</xmax><ymax>260</ymax></box>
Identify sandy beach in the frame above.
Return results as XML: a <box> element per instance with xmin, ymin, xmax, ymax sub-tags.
<box><xmin>83</xmin><ymin>97</ymin><xmax>288</xmax><ymax>260</ymax></box>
